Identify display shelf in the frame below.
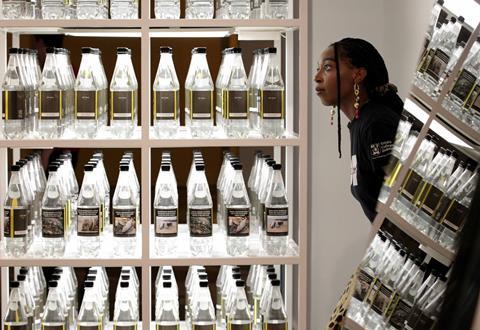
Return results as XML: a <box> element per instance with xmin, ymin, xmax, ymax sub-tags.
<box><xmin>378</xmin><ymin>203</ymin><xmax>455</xmax><ymax>264</ymax></box>
<box><xmin>148</xmin><ymin>136</ymin><xmax>301</xmax><ymax>148</ymax></box>
<box><xmin>0</xmin><ymin>257</ymin><xmax>144</xmax><ymax>267</ymax></box>
<box><xmin>343</xmin><ymin>316</ymin><xmax>365</xmax><ymax>330</ymax></box>
<box><xmin>0</xmin><ymin>19</ymin><xmax>144</xmax><ymax>29</ymax></box>
<box><xmin>0</xmin><ymin>138</ymin><xmax>143</xmax><ymax>148</ymax></box>
<box><xmin>410</xmin><ymin>85</ymin><xmax>438</xmax><ymax>112</ymax></box>
<box><xmin>150</xmin><ymin>224</ymin><xmax>299</xmax><ymax>265</ymax></box>
<box><xmin>148</xmin><ymin>18</ymin><xmax>300</xmax><ymax>29</ymax></box>
<box><xmin>434</xmin><ymin>106</ymin><xmax>480</xmax><ymax>147</ymax></box>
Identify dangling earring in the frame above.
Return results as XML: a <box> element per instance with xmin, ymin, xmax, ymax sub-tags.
<box><xmin>330</xmin><ymin>106</ymin><xmax>336</xmax><ymax>126</ymax></box>
<box><xmin>353</xmin><ymin>83</ymin><xmax>360</xmax><ymax>119</ymax></box>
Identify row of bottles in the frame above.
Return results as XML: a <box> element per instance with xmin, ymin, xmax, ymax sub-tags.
<box><xmin>414</xmin><ymin>1</ymin><xmax>480</xmax><ymax>131</ymax></box>
<box><xmin>381</xmin><ymin>115</ymin><xmax>479</xmax><ymax>251</ymax></box>
<box><xmin>154</xmin><ymin>265</ymin><xmax>288</xmax><ymax>330</ymax></box>
<box><xmin>152</xmin><ymin>150</ymin><xmax>289</xmax><ymax>257</ymax></box>
<box><xmin>4</xmin><ymin>266</ymin><xmax>139</xmax><ymax>330</ymax></box>
<box><xmin>349</xmin><ymin>231</ymin><xmax>448</xmax><ymax>330</ymax></box>
<box><xmin>2</xmin><ymin>47</ymin><xmax>138</xmax><ymax>139</ymax></box>
<box><xmin>3</xmin><ymin>150</ymin><xmax>140</xmax><ymax>257</ymax></box>
<box><xmin>1</xmin><ymin>0</ymin><xmax>136</xmax><ymax>19</ymax></box>
<box><xmin>153</xmin><ymin>46</ymin><xmax>285</xmax><ymax>139</ymax></box>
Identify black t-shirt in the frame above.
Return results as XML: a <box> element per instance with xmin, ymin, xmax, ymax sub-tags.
<box><xmin>348</xmin><ymin>100</ymin><xmax>401</xmax><ymax>222</ymax></box>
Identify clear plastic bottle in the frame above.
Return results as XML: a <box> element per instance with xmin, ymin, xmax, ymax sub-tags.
<box><xmin>76</xmin><ymin>0</ymin><xmax>108</xmax><ymax>18</ymax></box>
<box><xmin>112</xmin><ymin>164</ymin><xmax>137</xmax><ymax>255</ymax></box>
<box><xmin>110</xmin><ymin>0</ymin><xmax>138</xmax><ymax>18</ymax></box>
<box><xmin>249</xmin><ymin>0</ymin><xmax>263</xmax><ymax>18</ymax></box>
<box><xmin>92</xmin><ymin>49</ymin><xmax>109</xmax><ymax>132</ymax></box>
<box><xmin>215</xmin><ymin>48</ymin><xmax>232</xmax><ymax>132</ymax></box>
<box><xmin>191</xmin><ymin>281</ymin><xmax>216</xmax><ymax>330</ymax></box>
<box><xmin>264</xmin><ymin>164</ymin><xmax>288</xmax><ymax>255</ymax></box>
<box><xmin>154</xmin><ymin>0</ymin><xmax>179</xmax><ymax>18</ymax></box>
<box><xmin>56</xmin><ymin>49</ymin><xmax>75</xmax><ymax>132</ymax></box>
<box><xmin>247</xmin><ymin>49</ymin><xmax>262</xmax><ymax>132</ymax></box>
<box><xmin>75</xmin><ymin>48</ymin><xmax>101</xmax><ymax>138</ymax></box>
<box><xmin>225</xmin><ymin>163</ymin><xmax>250</xmax><ymax>256</ymax></box>
<box><xmin>153</xmin><ymin>47</ymin><xmax>180</xmax><ymax>138</ymax></box>
<box><xmin>41</xmin><ymin>280</ymin><xmax>67</xmax><ymax>330</ymax></box>
<box><xmin>185</xmin><ymin>0</ymin><xmax>213</xmax><ymax>18</ymax></box>
<box><xmin>110</xmin><ymin>48</ymin><xmax>138</xmax><ymax>138</ymax></box>
<box><xmin>228</xmin><ymin>0</ymin><xmax>250</xmax><ymax>18</ymax></box>
<box><xmin>224</xmin><ymin>48</ymin><xmax>250</xmax><ymax>137</ymax></box>
<box><xmin>185</xmin><ymin>47</ymin><xmax>215</xmax><ymax>137</ymax></box>
<box><xmin>154</xmin><ymin>163</ymin><xmax>178</xmax><ymax>255</ymax></box>
<box><xmin>262</xmin><ymin>279</ymin><xmax>287</xmax><ymax>329</ymax></box>
<box><xmin>76</xmin><ymin>164</ymin><xmax>101</xmax><ymax>256</ymax></box>
<box><xmin>2</xmin><ymin>48</ymin><xmax>28</xmax><ymax>139</ymax></box>
<box><xmin>264</xmin><ymin>0</ymin><xmax>287</xmax><ymax>18</ymax></box>
<box><xmin>18</xmin><ymin>49</ymin><xmax>35</xmax><ymax>134</ymax></box>
<box><xmin>78</xmin><ymin>281</ymin><xmax>103</xmax><ymax>330</ymax></box>
<box><xmin>2</xmin><ymin>0</ymin><xmax>26</xmax><ymax>18</ymax></box>
<box><xmin>41</xmin><ymin>165</ymin><xmax>67</xmax><ymax>257</ymax></box>
<box><xmin>5</xmin><ymin>282</ymin><xmax>29</xmax><ymax>330</ymax></box>
<box><xmin>259</xmin><ymin>48</ymin><xmax>285</xmax><ymax>138</ymax></box>
<box><xmin>113</xmin><ymin>281</ymin><xmax>138</xmax><ymax>330</ymax></box>
<box><xmin>41</xmin><ymin>0</ymin><xmax>65</xmax><ymax>19</ymax></box>
<box><xmin>38</xmin><ymin>48</ymin><xmax>64</xmax><ymax>139</ymax></box>
<box><xmin>227</xmin><ymin>280</ymin><xmax>252</xmax><ymax>329</ymax></box>
<box><xmin>4</xmin><ymin>165</ymin><xmax>29</xmax><ymax>256</ymax></box>
<box><xmin>156</xmin><ymin>281</ymin><xmax>180</xmax><ymax>330</ymax></box>
<box><xmin>188</xmin><ymin>163</ymin><xmax>213</xmax><ymax>256</ymax></box>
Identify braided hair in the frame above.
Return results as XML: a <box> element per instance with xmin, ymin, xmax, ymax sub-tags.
<box><xmin>332</xmin><ymin>38</ymin><xmax>403</xmax><ymax>158</ymax></box>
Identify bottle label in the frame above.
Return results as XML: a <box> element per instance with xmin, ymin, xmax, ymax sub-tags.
<box><xmin>189</xmin><ymin>208</ymin><xmax>213</xmax><ymax>237</ymax></box>
<box><xmin>4</xmin><ymin>325</ymin><xmax>28</xmax><ymax>330</ymax></box>
<box><xmin>155</xmin><ymin>208</ymin><xmax>178</xmax><ymax>237</ymax></box>
<box><xmin>265</xmin><ymin>207</ymin><xmax>288</xmax><ymax>236</ymax></box>
<box><xmin>400</xmin><ymin>170</ymin><xmax>422</xmax><ymax>202</ymax></box>
<box><xmin>451</xmin><ymin>68</ymin><xmax>476</xmax><ymax>103</ymax></box>
<box><xmin>371</xmin><ymin>283</ymin><xmax>394</xmax><ymax>315</ymax></box>
<box><xmin>189</xmin><ymin>90</ymin><xmax>214</xmax><ymax>120</ymax></box>
<box><xmin>4</xmin><ymin>208</ymin><xmax>28</xmax><ymax>238</ymax></box>
<box><xmin>262</xmin><ymin>323</ymin><xmax>287</xmax><ymax>330</ymax></box>
<box><xmin>425</xmin><ymin>48</ymin><xmax>449</xmax><ymax>82</ymax></box>
<box><xmin>260</xmin><ymin>90</ymin><xmax>284</xmax><ymax>119</ymax></box>
<box><xmin>432</xmin><ymin>195</ymin><xmax>452</xmax><ymax>222</ymax></box>
<box><xmin>42</xmin><ymin>208</ymin><xmax>66</xmax><ymax>238</ymax></box>
<box><xmin>441</xmin><ymin>200</ymin><xmax>469</xmax><ymax>232</ymax></box>
<box><xmin>42</xmin><ymin>325</ymin><xmax>65</xmax><ymax>330</ymax></box>
<box><xmin>468</xmin><ymin>84</ymin><xmax>480</xmax><ymax>115</ymax></box>
<box><xmin>111</xmin><ymin>91</ymin><xmax>135</xmax><ymax>121</ymax></box>
<box><xmin>113</xmin><ymin>208</ymin><xmax>136</xmax><ymax>237</ymax></box>
<box><xmin>154</xmin><ymin>91</ymin><xmax>178</xmax><ymax>120</ymax></box>
<box><xmin>2</xmin><ymin>90</ymin><xmax>26</xmax><ymax>120</ymax></box>
<box><xmin>386</xmin><ymin>296</ymin><xmax>413</xmax><ymax>329</ymax></box>
<box><xmin>419</xmin><ymin>184</ymin><xmax>444</xmax><ymax>216</ymax></box>
<box><xmin>75</xmin><ymin>90</ymin><xmax>99</xmax><ymax>120</ymax></box>
<box><xmin>353</xmin><ymin>268</ymin><xmax>375</xmax><ymax>301</ymax></box>
<box><xmin>156</xmin><ymin>325</ymin><xmax>179</xmax><ymax>330</ymax></box>
<box><xmin>229</xmin><ymin>324</ymin><xmax>252</xmax><ymax>330</ymax></box>
<box><xmin>418</xmin><ymin>48</ymin><xmax>435</xmax><ymax>73</ymax></box>
<box><xmin>77</xmin><ymin>207</ymin><xmax>100</xmax><ymax>236</ymax></box>
<box><xmin>226</xmin><ymin>90</ymin><xmax>248</xmax><ymax>119</ymax></box>
<box><xmin>39</xmin><ymin>90</ymin><xmax>63</xmax><ymax>119</ymax></box>
<box><xmin>226</xmin><ymin>208</ymin><xmax>250</xmax><ymax>237</ymax></box>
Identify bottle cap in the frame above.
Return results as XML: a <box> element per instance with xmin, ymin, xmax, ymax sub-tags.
<box><xmin>117</xmin><ymin>47</ymin><xmax>131</xmax><ymax>55</ymax></box>
<box><xmin>84</xmin><ymin>281</ymin><xmax>94</xmax><ymax>288</ymax></box>
<box><xmin>399</xmin><ymin>249</ymin><xmax>407</xmax><ymax>257</ymax></box>
<box><xmin>273</xmin><ymin>164</ymin><xmax>282</xmax><ymax>170</ymax></box>
<box><xmin>8</xmin><ymin>48</ymin><xmax>21</xmax><ymax>54</ymax></box>
<box><xmin>232</xmin><ymin>266</ymin><xmax>240</xmax><ymax>272</ymax></box>
<box><xmin>458</xmin><ymin>16</ymin><xmax>465</xmax><ymax>23</ymax></box>
<box><xmin>231</xmin><ymin>47</ymin><xmax>242</xmax><ymax>54</ymax></box>
<box><xmin>19</xmin><ymin>268</ymin><xmax>28</xmax><ymax>275</ymax></box>
<box><xmin>162</xmin><ymin>275</ymin><xmax>172</xmax><ymax>280</ymax></box>
<box><xmin>271</xmin><ymin>279</ymin><xmax>281</xmax><ymax>286</ymax></box>
<box><xmin>437</xmin><ymin>0</ymin><xmax>444</xmax><ymax>5</ymax></box>
<box><xmin>160</xmin><ymin>46</ymin><xmax>173</xmax><ymax>54</ymax></box>
<box><xmin>11</xmin><ymin>165</ymin><xmax>20</xmax><ymax>171</ymax></box>
<box><xmin>163</xmin><ymin>268</ymin><xmax>172</xmax><ymax>274</ymax></box>
<box><xmin>17</xmin><ymin>274</ymin><xmax>26</xmax><ymax>281</ymax></box>
<box><xmin>55</xmin><ymin>159</ymin><xmax>65</xmax><ymax>165</ymax></box>
<box><xmin>121</xmin><ymin>275</ymin><xmax>130</xmax><ymax>281</ymax></box>
<box><xmin>195</xmin><ymin>164</ymin><xmax>205</xmax><ymax>171</ymax></box>
<box><xmin>92</xmin><ymin>48</ymin><xmax>101</xmax><ymax>55</ymax></box>
<box><xmin>266</xmin><ymin>267</ymin><xmax>275</xmax><ymax>273</ymax></box>
<box><xmin>233</xmin><ymin>163</ymin><xmax>243</xmax><ymax>170</ymax></box>
<box><xmin>161</xmin><ymin>164</ymin><xmax>171</xmax><ymax>171</ymax></box>
<box><xmin>163</xmin><ymin>281</ymin><xmax>172</xmax><ymax>288</ymax></box>
<box><xmin>46</xmin><ymin>47</ymin><xmax>55</xmax><ymax>54</ymax></box>
<box><xmin>10</xmin><ymin>281</ymin><xmax>19</xmax><ymax>288</ymax></box>
<box><xmin>88</xmin><ymin>161</ymin><xmax>98</xmax><ymax>168</ymax></box>
<box><xmin>82</xmin><ymin>47</ymin><xmax>94</xmax><ymax>54</ymax></box>
<box><xmin>49</xmin><ymin>280</ymin><xmax>58</xmax><ymax>288</ymax></box>
<box><xmin>450</xmin><ymin>17</ymin><xmax>457</xmax><ymax>23</ymax></box>
<box><xmin>199</xmin><ymin>274</ymin><xmax>208</xmax><ymax>280</ymax></box>
<box><xmin>236</xmin><ymin>280</ymin><xmax>245</xmax><ymax>287</ymax></box>
<box><xmin>17</xmin><ymin>160</ymin><xmax>26</xmax><ymax>166</ymax></box>
<box><xmin>232</xmin><ymin>273</ymin><xmax>241</xmax><ymax>280</ymax></box>
<box><xmin>120</xmin><ymin>165</ymin><xmax>130</xmax><ymax>171</ymax></box>
<box><xmin>86</xmin><ymin>275</ymin><xmax>96</xmax><ymax>281</ymax></box>
<box><xmin>53</xmin><ymin>268</ymin><xmax>63</xmax><ymax>274</ymax></box>
<box><xmin>120</xmin><ymin>281</ymin><xmax>129</xmax><ymax>288</ymax></box>
<box><xmin>192</xmin><ymin>47</ymin><xmax>207</xmax><ymax>54</ymax></box>
<box><xmin>58</xmin><ymin>48</ymin><xmax>70</xmax><ymax>55</ymax></box>
<box><xmin>84</xmin><ymin>164</ymin><xmax>94</xmax><ymax>172</ymax></box>
<box><xmin>89</xmin><ymin>269</ymin><xmax>98</xmax><ymax>274</ymax></box>
<box><xmin>264</xmin><ymin>47</ymin><xmax>277</xmax><ymax>54</ymax></box>
<box><xmin>267</xmin><ymin>160</ymin><xmax>276</xmax><ymax>167</ymax></box>
<box><xmin>199</xmin><ymin>281</ymin><xmax>209</xmax><ymax>288</ymax></box>
<box><xmin>262</xmin><ymin>154</ymin><xmax>272</xmax><ymax>159</ymax></box>
<box><xmin>268</xmin><ymin>273</ymin><xmax>277</xmax><ymax>280</ymax></box>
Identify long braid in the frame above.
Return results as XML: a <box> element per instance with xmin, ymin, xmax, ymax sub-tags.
<box><xmin>333</xmin><ymin>42</ymin><xmax>342</xmax><ymax>158</ymax></box>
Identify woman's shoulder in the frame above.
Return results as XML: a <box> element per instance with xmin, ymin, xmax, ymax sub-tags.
<box><xmin>361</xmin><ymin>100</ymin><xmax>401</xmax><ymax>128</ymax></box>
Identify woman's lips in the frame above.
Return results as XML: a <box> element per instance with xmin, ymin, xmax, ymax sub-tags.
<box><xmin>316</xmin><ymin>88</ymin><xmax>324</xmax><ymax>95</ymax></box>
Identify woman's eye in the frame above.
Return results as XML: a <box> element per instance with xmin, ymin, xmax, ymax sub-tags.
<box><xmin>324</xmin><ymin>64</ymin><xmax>332</xmax><ymax>71</ymax></box>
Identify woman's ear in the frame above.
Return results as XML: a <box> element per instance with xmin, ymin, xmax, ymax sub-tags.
<box><xmin>353</xmin><ymin>67</ymin><xmax>367</xmax><ymax>84</ymax></box>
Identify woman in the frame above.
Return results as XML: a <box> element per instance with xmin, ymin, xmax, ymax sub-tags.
<box><xmin>314</xmin><ymin>38</ymin><xmax>403</xmax><ymax>222</ymax></box>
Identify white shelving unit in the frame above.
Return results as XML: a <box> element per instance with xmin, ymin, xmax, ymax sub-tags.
<box><xmin>0</xmin><ymin>1</ymin><xmax>309</xmax><ymax>329</ymax></box>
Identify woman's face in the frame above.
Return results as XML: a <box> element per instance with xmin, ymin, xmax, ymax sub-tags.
<box><xmin>314</xmin><ymin>46</ymin><xmax>357</xmax><ymax>107</ymax></box>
